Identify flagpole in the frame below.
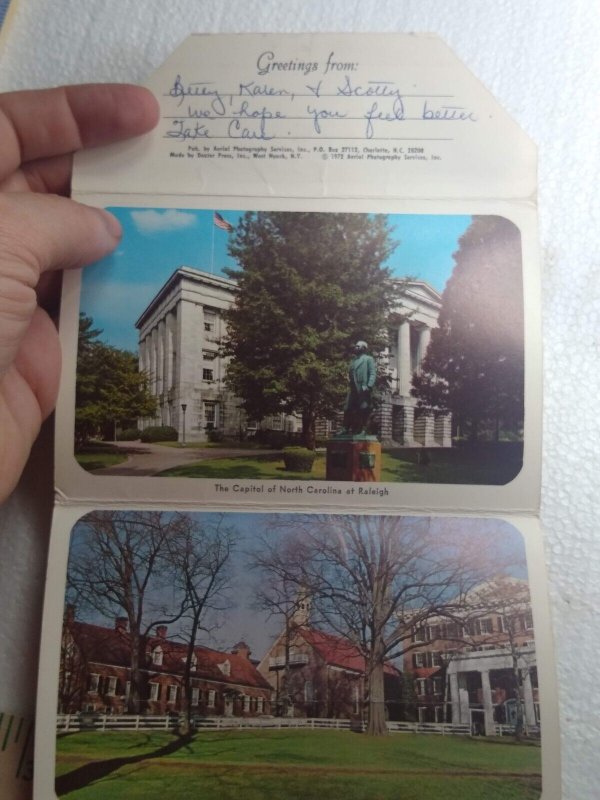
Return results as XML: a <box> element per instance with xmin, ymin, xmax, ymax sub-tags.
<box><xmin>210</xmin><ymin>212</ymin><xmax>215</xmax><ymax>273</ymax></box>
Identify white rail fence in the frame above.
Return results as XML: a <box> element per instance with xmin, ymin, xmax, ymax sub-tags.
<box><xmin>56</xmin><ymin>714</ymin><xmax>471</xmax><ymax>736</ymax></box>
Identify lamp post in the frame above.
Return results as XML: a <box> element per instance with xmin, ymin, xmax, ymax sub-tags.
<box><xmin>181</xmin><ymin>403</ymin><xmax>187</xmax><ymax>447</ymax></box>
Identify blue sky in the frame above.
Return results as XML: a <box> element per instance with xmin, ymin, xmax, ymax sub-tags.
<box><xmin>67</xmin><ymin>512</ymin><xmax>526</xmax><ymax>660</ymax></box>
<box><xmin>80</xmin><ymin>209</ymin><xmax>472</xmax><ymax>352</ymax></box>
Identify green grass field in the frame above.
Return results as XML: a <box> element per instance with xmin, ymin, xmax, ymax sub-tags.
<box><xmin>55</xmin><ymin>729</ymin><xmax>541</xmax><ymax>799</ymax></box>
<box><xmin>75</xmin><ymin>443</ymin><xmax>128</xmax><ymax>471</ymax></box>
<box><xmin>158</xmin><ymin>442</ymin><xmax>523</xmax><ymax>484</ymax></box>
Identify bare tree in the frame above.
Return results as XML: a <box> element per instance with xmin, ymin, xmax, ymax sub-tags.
<box><xmin>167</xmin><ymin>514</ymin><xmax>237</xmax><ymax>729</ymax></box>
<box><xmin>66</xmin><ymin>511</ymin><xmax>195</xmax><ymax>713</ymax></box>
<box><xmin>251</xmin><ymin>514</ymin><xmax>514</xmax><ymax>736</ymax></box>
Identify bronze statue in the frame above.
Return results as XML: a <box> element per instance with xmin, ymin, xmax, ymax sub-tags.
<box><xmin>342</xmin><ymin>341</ymin><xmax>376</xmax><ymax>436</ymax></box>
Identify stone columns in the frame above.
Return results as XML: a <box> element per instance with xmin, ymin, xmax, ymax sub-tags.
<box><xmin>157</xmin><ymin>320</ymin><xmax>165</xmax><ymax>396</ymax></box>
<box><xmin>434</xmin><ymin>414</ymin><xmax>452</xmax><ymax>447</ymax></box>
<box><xmin>149</xmin><ymin>329</ymin><xmax>157</xmax><ymax>394</ymax></box>
<box><xmin>449</xmin><ymin>672</ymin><xmax>461</xmax><ymax>723</ymax></box>
<box><xmin>414</xmin><ymin>412</ymin><xmax>435</xmax><ymax>446</ymax></box>
<box><xmin>522</xmin><ymin>669</ymin><xmax>537</xmax><ymax>727</ymax></box>
<box><xmin>480</xmin><ymin>670</ymin><xmax>496</xmax><ymax>736</ymax></box>
<box><xmin>397</xmin><ymin>320</ymin><xmax>412</xmax><ymax>396</ymax></box>
<box><xmin>458</xmin><ymin>673</ymin><xmax>470</xmax><ymax>723</ymax></box>
<box><xmin>416</xmin><ymin>326</ymin><xmax>431</xmax><ymax>373</ymax></box>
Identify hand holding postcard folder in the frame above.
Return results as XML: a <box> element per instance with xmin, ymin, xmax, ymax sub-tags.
<box><xmin>0</xmin><ymin>84</ymin><xmax>158</xmax><ymax>502</ymax></box>
<box><xmin>34</xmin><ymin>34</ymin><xmax>559</xmax><ymax>800</ymax></box>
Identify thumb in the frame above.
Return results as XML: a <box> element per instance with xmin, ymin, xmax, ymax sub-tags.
<box><xmin>0</xmin><ymin>193</ymin><xmax>120</xmax><ymax>374</ymax></box>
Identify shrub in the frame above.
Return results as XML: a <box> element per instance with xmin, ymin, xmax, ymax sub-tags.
<box><xmin>140</xmin><ymin>425</ymin><xmax>178</xmax><ymax>443</ymax></box>
<box><xmin>207</xmin><ymin>429</ymin><xmax>225</xmax><ymax>443</ymax></box>
<box><xmin>283</xmin><ymin>447</ymin><xmax>315</xmax><ymax>473</ymax></box>
<box><xmin>116</xmin><ymin>427</ymin><xmax>141</xmax><ymax>441</ymax></box>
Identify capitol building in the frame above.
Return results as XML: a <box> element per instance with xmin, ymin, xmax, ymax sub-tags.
<box><xmin>135</xmin><ymin>267</ymin><xmax>451</xmax><ymax>446</ymax></box>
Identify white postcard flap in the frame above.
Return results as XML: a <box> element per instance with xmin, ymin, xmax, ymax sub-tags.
<box><xmin>73</xmin><ymin>33</ymin><xmax>536</xmax><ymax>202</ymax></box>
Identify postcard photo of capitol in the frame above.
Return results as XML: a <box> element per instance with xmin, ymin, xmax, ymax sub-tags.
<box><xmin>75</xmin><ymin>208</ymin><xmax>525</xmax><ymax>484</ymax></box>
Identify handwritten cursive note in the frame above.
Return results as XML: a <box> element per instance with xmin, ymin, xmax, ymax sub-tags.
<box><xmin>163</xmin><ymin>70</ymin><xmax>477</xmax><ymax>145</ymax></box>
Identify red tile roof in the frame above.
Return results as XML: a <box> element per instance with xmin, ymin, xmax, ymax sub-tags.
<box><xmin>299</xmin><ymin>627</ymin><xmax>400</xmax><ymax>676</ymax></box>
<box><xmin>67</xmin><ymin>620</ymin><xmax>271</xmax><ymax>691</ymax></box>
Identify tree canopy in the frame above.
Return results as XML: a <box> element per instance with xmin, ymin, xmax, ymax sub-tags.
<box><xmin>223</xmin><ymin>212</ymin><xmax>396</xmax><ymax>448</ymax></box>
<box><xmin>412</xmin><ymin>216</ymin><xmax>524</xmax><ymax>441</ymax></box>
<box><xmin>76</xmin><ymin>313</ymin><xmax>156</xmax><ymax>445</ymax></box>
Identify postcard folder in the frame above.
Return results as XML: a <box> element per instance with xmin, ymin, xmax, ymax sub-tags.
<box><xmin>56</xmin><ymin>32</ymin><xmax>541</xmax><ymax>513</ymax></box>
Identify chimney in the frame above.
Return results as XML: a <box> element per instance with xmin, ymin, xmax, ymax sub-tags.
<box><xmin>156</xmin><ymin>625</ymin><xmax>168</xmax><ymax>639</ymax></box>
<box><xmin>115</xmin><ymin>616</ymin><xmax>128</xmax><ymax>632</ymax></box>
<box><xmin>231</xmin><ymin>640</ymin><xmax>251</xmax><ymax>659</ymax></box>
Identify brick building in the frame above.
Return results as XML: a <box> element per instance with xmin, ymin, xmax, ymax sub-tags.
<box><xmin>403</xmin><ymin>577</ymin><xmax>539</xmax><ymax>734</ymax></box>
<box><xmin>256</xmin><ymin>598</ymin><xmax>402</xmax><ymax>720</ymax></box>
<box><xmin>59</xmin><ymin>609</ymin><xmax>272</xmax><ymax>717</ymax></box>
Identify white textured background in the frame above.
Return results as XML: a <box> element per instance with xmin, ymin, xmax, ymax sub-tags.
<box><xmin>0</xmin><ymin>2</ymin><xmax>598</xmax><ymax>798</ymax></box>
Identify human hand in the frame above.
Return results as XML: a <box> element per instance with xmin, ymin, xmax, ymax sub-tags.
<box><xmin>0</xmin><ymin>84</ymin><xmax>159</xmax><ymax>502</ymax></box>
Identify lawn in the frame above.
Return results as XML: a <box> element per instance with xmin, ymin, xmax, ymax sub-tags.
<box><xmin>75</xmin><ymin>443</ymin><xmax>128</xmax><ymax>472</ymax></box>
<box><xmin>158</xmin><ymin>453</ymin><xmax>328</xmax><ymax>480</ymax></box>
<box><xmin>157</xmin><ymin>442</ymin><xmax>523</xmax><ymax>485</ymax></box>
<box><xmin>55</xmin><ymin>729</ymin><xmax>541</xmax><ymax>800</ymax></box>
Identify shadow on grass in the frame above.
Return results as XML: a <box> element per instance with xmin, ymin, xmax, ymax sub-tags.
<box><xmin>382</xmin><ymin>442</ymin><xmax>524</xmax><ymax>486</ymax></box>
<box><xmin>55</xmin><ymin>732</ymin><xmax>196</xmax><ymax>796</ymax></box>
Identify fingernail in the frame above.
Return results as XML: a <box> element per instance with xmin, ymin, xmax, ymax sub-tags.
<box><xmin>95</xmin><ymin>208</ymin><xmax>122</xmax><ymax>241</ymax></box>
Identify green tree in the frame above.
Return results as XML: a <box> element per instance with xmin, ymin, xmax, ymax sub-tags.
<box><xmin>412</xmin><ymin>216</ymin><xmax>524</xmax><ymax>441</ymax></box>
<box><xmin>75</xmin><ymin>313</ymin><xmax>156</xmax><ymax>446</ymax></box>
<box><xmin>223</xmin><ymin>212</ymin><xmax>396</xmax><ymax>449</ymax></box>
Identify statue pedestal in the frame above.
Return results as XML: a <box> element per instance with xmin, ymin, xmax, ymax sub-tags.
<box><xmin>325</xmin><ymin>437</ymin><xmax>382</xmax><ymax>482</ymax></box>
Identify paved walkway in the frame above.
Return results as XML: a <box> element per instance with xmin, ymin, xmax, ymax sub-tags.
<box><xmin>91</xmin><ymin>441</ymin><xmax>280</xmax><ymax>477</ymax></box>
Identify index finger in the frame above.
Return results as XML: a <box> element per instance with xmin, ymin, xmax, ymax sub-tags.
<box><xmin>0</xmin><ymin>84</ymin><xmax>160</xmax><ymax>182</ymax></box>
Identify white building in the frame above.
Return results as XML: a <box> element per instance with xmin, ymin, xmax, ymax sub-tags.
<box><xmin>136</xmin><ymin>267</ymin><xmax>450</xmax><ymax>444</ymax></box>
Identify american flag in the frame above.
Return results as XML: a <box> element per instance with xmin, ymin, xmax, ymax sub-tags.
<box><xmin>213</xmin><ymin>212</ymin><xmax>234</xmax><ymax>232</ymax></box>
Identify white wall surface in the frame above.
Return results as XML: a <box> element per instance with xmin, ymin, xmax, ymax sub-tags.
<box><xmin>0</xmin><ymin>2</ymin><xmax>598</xmax><ymax>798</ymax></box>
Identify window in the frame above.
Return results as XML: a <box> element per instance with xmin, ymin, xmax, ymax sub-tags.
<box><xmin>257</xmin><ymin>697</ymin><xmax>264</xmax><ymax>713</ymax></box>
<box><xmin>167</xmin><ymin>685</ymin><xmax>178</xmax><ymax>703</ymax></box>
<box><xmin>204</xmin><ymin>310</ymin><xmax>216</xmax><ymax>333</ymax></box>
<box><xmin>413</xmin><ymin>652</ymin><xmax>425</xmax><ymax>668</ymax></box>
<box><xmin>152</xmin><ymin>646</ymin><xmax>163</xmax><ymax>666</ymax></box>
<box><xmin>432</xmin><ymin>677</ymin><xmax>443</xmax><ymax>695</ymax></box>
<box><xmin>431</xmin><ymin>651</ymin><xmax>442</xmax><ymax>667</ymax></box>
<box><xmin>202</xmin><ymin>368</ymin><xmax>214</xmax><ymax>382</ymax></box>
<box><xmin>203</xmin><ymin>349</ymin><xmax>217</xmax><ymax>361</ymax></box>
<box><xmin>412</xmin><ymin>627</ymin><xmax>425</xmax><ymax>643</ymax></box>
<box><xmin>524</xmin><ymin>612</ymin><xmax>534</xmax><ymax>630</ymax></box>
<box><xmin>480</xmin><ymin>618</ymin><xmax>494</xmax><ymax>634</ymax></box>
<box><xmin>106</xmin><ymin>677</ymin><xmax>118</xmax><ymax>696</ymax></box>
<box><xmin>148</xmin><ymin>683</ymin><xmax>160</xmax><ymax>701</ymax></box>
<box><xmin>208</xmin><ymin>690</ymin><xmax>216</xmax><ymax>707</ymax></box>
<box><xmin>191</xmin><ymin>687</ymin><xmax>200</xmax><ymax>707</ymax></box>
<box><xmin>416</xmin><ymin>679</ymin><xmax>428</xmax><ymax>696</ymax></box>
<box><xmin>88</xmin><ymin>674</ymin><xmax>100</xmax><ymax>693</ymax></box>
<box><xmin>218</xmin><ymin>660</ymin><xmax>231</xmax><ymax>677</ymax></box>
<box><xmin>190</xmin><ymin>654</ymin><xmax>198</xmax><ymax>671</ymax></box>
<box><xmin>428</xmin><ymin>625</ymin><xmax>441</xmax><ymax>641</ymax></box>
<box><xmin>243</xmin><ymin>695</ymin><xmax>250</xmax><ymax>713</ymax></box>
<box><xmin>204</xmin><ymin>402</ymin><xmax>218</xmax><ymax>429</ymax></box>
